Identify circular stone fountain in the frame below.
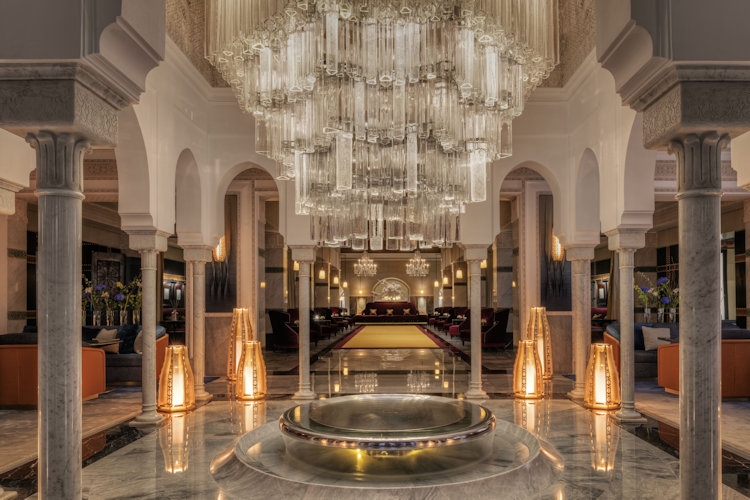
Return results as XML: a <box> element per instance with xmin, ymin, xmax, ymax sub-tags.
<box><xmin>211</xmin><ymin>395</ymin><xmax>564</xmax><ymax>499</ymax></box>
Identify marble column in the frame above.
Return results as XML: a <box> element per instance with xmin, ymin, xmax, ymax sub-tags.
<box><xmin>293</xmin><ymin>247</ymin><xmax>316</xmax><ymax>399</ymax></box>
<box><xmin>671</xmin><ymin>133</ymin><xmax>728</xmax><ymax>499</ymax></box>
<box><xmin>128</xmin><ymin>231</ymin><xmax>168</xmax><ymax>426</ymax></box>
<box><xmin>567</xmin><ymin>247</ymin><xmax>595</xmax><ymax>399</ymax></box>
<box><xmin>185</xmin><ymin>260</ymin><xmax>193</xmax><ymax>358</ymax></box>
<box><xmin>184</xmin><ymin>247</ymin><xmax>212</xmax><ymax>401</ymax></box>
<box><xmin>607</xmin><ymin>228</ymin><xmax>647</xmax><ymax>423</ymax></box>
<box><xmin>28</xmin><ymin>132</ymin><xmax>88</xmax><ymax>499</ymax></box>
<box><xmin>465</xmin><ymin>246</ymin><xmax>489</xmax><ymax>400</ymax></box>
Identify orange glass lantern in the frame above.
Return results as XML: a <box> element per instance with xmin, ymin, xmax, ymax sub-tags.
<box><xmin>527</xmin><ymin>306</ymin><xmax>553</xmax><ymax>379</ymax></box>
<box><xmin>158</xmin><ymin>345</ymin><xmax>196</xmax><ymax>413</ymax></box>
<box><xmin>236</xmin><ymin>340</ymin><xmax>267</xmax><ymax>401</ymax></box>
<box><xmin>159</xmin><ymin>413</ymin><xmax>190</xmax><ymax>473</ymax></box>
<box><xmin>227</xmin><ymin>308</ymin><xmax>253</xmax><ymax>381</ymax></box>
<box><xmin>513</xmin><ymin>340</ymin><xmax>544</xmax><ymax>399</ymax></box>
<box><xmin>584</xmin><ymin>343</ymin><xmax>621</xmax><ymax>410</ymax></box>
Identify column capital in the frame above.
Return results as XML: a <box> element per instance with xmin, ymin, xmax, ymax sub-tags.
<box><xmin>669</xmin><ymin>132</ymin><xmax>729</xmax><ymax>197</ymax></box>
<box><xmin>606</xmin><ymin>227</ymin><xmax>648</xmax><ymax>251</ymax></box>
<box><xmin>27</xmin><ymin>131</ymin><xmax>90</xmax><ymax>195</ymax></box>
<box><xmin>0</xmin><ymin>179</ymin><xmax>24</xmax><ymax>215</ymax></box>
<box><xmin>290</xmin><ymin>245</ymin><xmax>316</xmax><ymax>263</ymax></box>
<box><xmin>182</xmin><ymin>245</ymin><xmax>213</xmax><ymax>263</ymax></box>
<box><xmin>565</xmin><ymin>246</ymin><xmax>596</xmax><ymax>261</ymax></box>
<box><xmin>126</xmin><ymin>229</ymin><xmax>169</xmax><ymax>253</ymax></box>
<box><xmin>462</xmin><ymin>244</ymin><xmax>488</xmax><ymax>262</ymax></box>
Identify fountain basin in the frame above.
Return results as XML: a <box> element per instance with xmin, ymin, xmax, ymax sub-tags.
<box><xmin>278</xmin><ymin>394</ymin><xmax>495</xmax><ymax>476</ymax></box>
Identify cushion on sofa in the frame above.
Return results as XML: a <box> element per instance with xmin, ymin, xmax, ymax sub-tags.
<box><xmin>642</xmin><ymin>326</ymin><xmax>672</xmax><ymax>351</ymax></box>
<box><xmin>0</xmin><ymin>332</ymin><xmax>38</xmax><ymax>345</ymax></box>
<box><xmin>116</xmin><ymin>324</ymin><xmax>141</xmax><ymax>354</ymax></box>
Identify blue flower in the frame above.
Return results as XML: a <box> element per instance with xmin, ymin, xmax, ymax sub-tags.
<box><xmin>83</xmin><ymin>292</ymin><xmax>91</xmax><ymax>298</ymax></box>
<box><xmin>640</xmin><ymin>286</ymin><xmax>649</xmax><ymax>293</ymax></box>
<box><xmin>95</xmin><ymin>284</ymin><xmax>106</xmax><ymax>291</ymax></box>
<box><xmin>114</xmin><ymin>293</ymin><xmax>125</xmax><ymax>302</ymax></box>
<box><xmin>660</xmin><ymin>296</ymin><xmax>670</xmax><ymax>304</ymax></box>
<box><xmin>657</xmin><ymin>277</ymin><xmax>669</xmax><ymax>285</ymax></box>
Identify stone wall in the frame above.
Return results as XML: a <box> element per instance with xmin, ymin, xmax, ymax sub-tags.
<box><xmin>166</xmin><ymin>0</ymin><xmax>226</xmax><ymax>86</ymax></box>
<box><xmin>542</xmin><ymin>0</ymin><xmax>596</xmax><ymax>88</ymax></box>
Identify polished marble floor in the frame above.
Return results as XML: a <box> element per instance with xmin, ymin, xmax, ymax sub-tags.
<box><xmin>2</xmin><ymin>325</ymin><xmax>750</xmax><ymax>498</ymax></box>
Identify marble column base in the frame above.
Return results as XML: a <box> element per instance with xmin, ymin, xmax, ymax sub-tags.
<box><xmin>465</xmin><ymin>387</ymin><xmax>488</xmax><ymax>400</ymax></box>
<box><xmin>196</xmin><ymin>389</ymin><xmax>213</xmax><ymax>402</ymax></box>
<box><xmin>613</xmin><ymin>408</ymin><xmax>647</xmax><ymax>424</ymax></box>
<box><xmin>130</xmin><ymin>411</ymin><xmax>166</xmax><ymax>429</ymax></box>
<box><xmin>567</xmin><ymin>388</ymin><xmax>584</xmax><ymax>400</ymax></box>
<box><xmin>293</xmin><ymin>389</ymin><xmax>317</xmax><ymax>400</ymax></box>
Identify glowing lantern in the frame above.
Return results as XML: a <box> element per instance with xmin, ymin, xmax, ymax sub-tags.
<box><xmin>293</xmin><ymin>260</ymin><xmax>300</xmax><ymax>271</ymax></box>
<box><xmin>527</xmin><ymin>306</ymin><xmax>553</xmax><ymax>379</ymax></box>
<box><xmin>236</xmin><ymin>340</ymin><xmax>267</xmax><ymax>401</ymax></box>
<box><xmin>455</xmin><ymin>268</ymin><xmax>463</xmax><ymax>279</ymax></box>
<box><xmin>319</xmin><ymin>268</ymin><xmax>326</xmax><ymax>280</ymax></box>
<box><xmin>513</xmin><ymin>340</ymin><xmax>544</xmax><ymax>399</ymax></box>
<box><xmin>584</xmin><ymin>343</ymin><xmax>621</xmax><ymax>410</ymax></box>
<box><xmin>157</xmin><ymin>345</ymin><xmax>196</xmax><ymax>413</ymax></box>
<box><xmin>213</xmin><ymin>236</ymin><xmax>227</xmax><ymax>263</ymax></box>
<box><xmin>551</xmin><ymin>234</ymin><xmax>564</xmax><ymax>261</ymax></box>
<box><xmin>227</xmin><ymin>308</ymin><xmax>253</xmax><ymax>381</ymax></box>
<box><xmin>443</xmin><ymin>276</ymin><xmax>449</xmax><ymax>285</ymax></box>
<box><xmin>333</xmin><ymin>275</ymin><xmax>339</xmax><ymax>285</ymax></box>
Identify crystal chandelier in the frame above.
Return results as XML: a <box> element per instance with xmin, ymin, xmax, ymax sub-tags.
<box><xmin>406</xmin><ymin>250</ymin><xmax>429</xmax><ymax>277</ymax></box>
<box><xmin>206</xmin><ymin>0</ymin><xmax>558</xmax><ymax>248</ymax></box>
<box><xmin>353</xmin><ymin>252</ymin><xmax>378</xmax><ymax>276</ymax></box>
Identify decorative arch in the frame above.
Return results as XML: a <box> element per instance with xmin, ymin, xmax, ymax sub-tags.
<box><xmin>372</xmin><ymin>278</ymin><xmax>411</xmax><ymax>302</ymax></box>
<box><xmin>572</xmin><ymin>148</ymin><xmax>601</xmax><ymax>245</ymax></box>
<box><xmin>175</xmin><ymin>148</ymin><xmax>203</xmax><ymax>241</ymax></box>
<box><xmin>116</xmin><ymin>105</ymin><xmax>156</xmax><ymax>229</ymax></box>
<box><xmin>619</xmin><ymin>112</ymin><xmax>657</xmax><ymax>231</ymax></box>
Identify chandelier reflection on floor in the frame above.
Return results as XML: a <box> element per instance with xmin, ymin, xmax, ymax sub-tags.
<box><xmin>206</xmin><ymin>0</ymin><xmax>558</xmax><ymax>248</ymax></box>
<box><xmin>353</xmin><ymin>252</ymin><xmax>378</xmax><ymax>277</ymax></box>
<box><xmin>406</xmin><ymin>250</ymin><xmax>429</xmax><ymax>277</ymax></box>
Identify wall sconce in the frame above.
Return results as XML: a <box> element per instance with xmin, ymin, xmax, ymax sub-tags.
<box><xmin>420</xmin><ymin>289</ymin><xmax>424</xmax><ymax>295</ymax></box>
<box><xmin>546</xmin><ymin>233</ymin><xmax>565</xmax><ymax>297</ymax></box>
<box><xmin>227</xmin><ymin>308</ymin><xmax>253</xmax><ymax>381</ymax></box>
<box><xmin>333</xmin><ymin>276</ymin><xmax>339</xmax><ymax>285</ymax></box>
<box><xmin>433</xmin><ymin>280</ymin><xmax>439</xmax><ymax>287</ymax></box>
<box><xmin>158</xmin><ymin>345</ymin><xmax>196</xmax><ymax>412</ymax></box>
<box><xmin>342</xmin><ymin>281</ymin><xmax>348</xmax><ymax>288</ymax></box>
<box><xmin>359</xmin><ymin>289</ymin><xmax>363</xmax><ymax>295</ymax></box>
<box><xmin>159</xmin><ymin>413</ymin><xmax>189</xmax><ymax>473</ymax></box>
<box><xmin>213</xmin><ymin>236</ymin><xmax>227</xmax><ymax>263</ymax></box>
<box><xmin>584</xmin><ymin>343</ymin><xmax>621</xmax><ymax>410</ymax></box>
<box><xmin>442</xmin><ymin>276</ymin><xmax>449</xmax><ymax>285</ymax></box>
<box><xmin>293</xmin><ymin>260</ymin><xmax>299</xmax><ymax>271</ymax></box>
<box><xmin>527</xmin><ymin>306</ymin><xmax>553</xmax><ymax>379</ymax></box>
<box><xmin>589</xmin><ymin>410</ymin><xmax>620</xmax><ymax>472</ymax></box>
<box><xmin>319</xmin><ymin>268</ymin><xmax>326</xmax><ymax>280</ymax></box>
<box><xmin>236</xmin><ymin>340</ymin><xmax>267</xmax><ymax>401</ymax></box>
<box><xmin>455</xmin><ymin>268</ymin><xmax>463</xmax><ymax>279</ymax></box>
<box><xmin>259</xmin><ymin>281</ymin><xmax>266</xmax><ymax>289</ymax></box>
<box><xmin>551</xmin><ymin>234</ymin><xmax>564</xmax><ymax>262</ymax></box>
<box><xmin>513</xmin><ymin>340</ymin><xmax>544</xmax><ymax>399</ymax></box>
<box><xmin>480</xmin><ymin>259</ymin><xmax>487</xmax><ymax>269</ymax></box>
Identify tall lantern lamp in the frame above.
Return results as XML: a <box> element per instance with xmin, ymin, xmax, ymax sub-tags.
<box><xmin>236</xmin><ymin>340</ymin><xmax>267</xmax><ymax>401</ymax></box>
<box><xmin>157</xmin><ymin>345</ymin><xmax>196</xmax><ymax>413</ymax></box>
<box><xmin>513</xmin><ymin>340</ymin><xmax>544</xmax><ymax>399</ymax></box>
<box><xmin>584</xmin><ymin>343</ymin><xmax>621</xmax><ymax>410</ymax></box>
<box><xmin>527</xmin><ymin>306</ymin><xmax>553</xmax><ymax>379</ymax></box>
<box><xmin>227</xmin><ymin>308</ymin><xmax>253</xmax><ymax>381</ymax></box>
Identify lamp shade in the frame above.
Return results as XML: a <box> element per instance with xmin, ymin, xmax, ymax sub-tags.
<box><xmin>157</xmin><ymin>345</ymin><xmax>196</xmax><ymax>413</ymax></box>
<box><xmin>319</xmin><ymin>268</ymin><xmax>326</xmax><ymax>279</ymax></box>
<box><xmin>213</xmin><ymin>236</ymin><xmax>227</xmax><ymax>263</ymax></box>
<box><xmin>513</xmin><ymin>340</ymin><xmax>544</xmax><ymax>399</ymax></box>
<box><xmin>236</xmin><ymin>340</ymin><xmax>267</xmax><ymax>401</ymax></box>
<box><xmin>480</xmin><ymin>259</ymin><xmax>488</xmax><ymax>269</ymax></box>
<box><xmin>333</xmin><ymin>276</ymin><xmax>339</xmax><ymax>285</ymax></box>
<box><xmin>527</xmin><ymin>306</ymin><xmax>553</xmax><ymax>379</ymax></box>
<box><xmin>551</xmin><ymin>234</ymin><xmax>564</xmax><ymax>262</ymax></box>
<box><xmin>159</xmin><ymin>413</ymin><xmax>190</xmax><ymax>473</ymax></box>
<box><xmin>455</xmin><ymin>268</ymin><xmax>463</xmax><ymax>279</ymax></box>
<box><xmin>443</xmin><ymin>276</ymin><xmax>449</xmax><ymax>285</ymax></box>
<box><xmin>293</xmin><ymin>260</ymin><xmax>300</xmax><ymax>271</ymax></box>
<box><xmin>227</xmin><ymin>308</ymin><xmax>253</xmax><ymax>381</ymax></box>
<box><xmin>584</xmin><ymin>343</ymin><xmax>621</xmax><ymax>410</ymax></box>
<box><xmin>342</xmin><ymin>281</ymin><xmax>348</xmax><ymax>288</ymax></box>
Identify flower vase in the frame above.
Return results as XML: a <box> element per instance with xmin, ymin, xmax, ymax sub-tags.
<box><xmin>106</xmin><ymin>309</ymin><xmax>114</xmax><ymax>326</ymax></box>
<box><xmin>93</xmin><ymin>310</ymin><xmax>101</xmax><ymax>327</ymax></box>
<box><xmin>133</xmin><ymin>310</ymin><xmax>141</xmax><ymax>325</ymax></box>
<box><xmin>657</xmin><ymin>308</ymin><xmax>665</xmax><ymax>323</ymax></box>
<box><xmin>643</xmin><ymin>307</ymin><xmax>651</xmax><ymax>323</ymax></box>
<box><xmin>119</xmin><ymin>310</ymin><xmax>128</xmax><ymax>325</ymax></box>
<box><xmin>82</xmin><ymin>309</ymin><xmax>87</xmax><ymax>326</ymax></box>
<box><xmin>669</xmin><ymin>308</ymin><xmax>677</xmax><ymax>323</ymax></box>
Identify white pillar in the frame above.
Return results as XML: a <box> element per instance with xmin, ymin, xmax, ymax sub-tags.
<box><xmin>185</xmin><ymin>260</ymin><xmax>194</xmax><ymax>358</ymax></box>
<box><xmin>292</xmin><ymin>246</ymin><xmax>316</xmax><ymax>399</ymax></box>
<box><xmin>607</xmin><ymin>228</ymin><xmax>647</xmax><ymax>423</ymax></box>
<box><xmin>672</xmin><ymin>133</ymin><xmax>728</xmax><ymax>499</ymax></box>
<box><xmin>465</xmin><ymin>258</ymin><xmax>487</xmax><ymax>400</ymax></box>
<box><xmin>28</xmin><ymin>132</ymin><xmax>88</xmax><ymax>499</ymax></box>
<box><xmin>183</xmin><ymin>247</ymin><xmax>212</xmax><ymax>401</ymax></box>
<box><xmin>567</xmin><ymin>247</ymin><xmax>594</xmax><ymax>399</ymax></box>
<box><xmin>127</xmin><ymin>231</ymin><xmax>168</xmax><ymax>426</ymax></box>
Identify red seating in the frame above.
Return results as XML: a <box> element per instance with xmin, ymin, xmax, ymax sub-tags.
<box><xmin>482</xmin><ymin>309</ymin><xmax>511</xmax><ymax>348</ymax></box>
<box><xmin>353</xmin><ymin>301</ymin><xmax>427</xmax><ymax>323</ymax></box>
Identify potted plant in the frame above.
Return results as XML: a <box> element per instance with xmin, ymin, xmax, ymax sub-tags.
<box><xmin>656</xmin><ymin>277</ymin><xmax>679</xmax><ymax>323</ymax></box>
<box><xmin>128</xmin><ymin>276</ymin><xmax>143</xmax><ymax>324</ymax></box>
<box><xmin>634</xmin><ymin>273</ymin><xmax>655</xmax><ymax>322</ymax></box>
<box><xmin>81</xmin><ymin>275</ymin><xmax>93</xmax><ymax>325</ymax></box>
<box><xmin>114</xmin><ymin>281</ymin><xmax>128</xmax><ymax>325</ymax></box>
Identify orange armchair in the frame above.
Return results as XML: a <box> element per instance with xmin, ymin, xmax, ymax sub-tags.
<box><xmin>657</xmin><ymin>339</ymin><xmax>750</xmax><ymax>398</ymax></box>
<box><xmin>0</xmin><ymin>345</ymin><xmax>106</xmax><ymax>407</ymax></box>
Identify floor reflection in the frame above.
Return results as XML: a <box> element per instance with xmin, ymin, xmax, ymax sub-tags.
<box><xmin>159</xmin><ymin>413</ymin><xmax>190</xmax><ymax>474</ymax></box>
<box><xmin>315</xmin><ymin>348</ymin><xmax>468</xmax><ymax>397</ymax></box>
